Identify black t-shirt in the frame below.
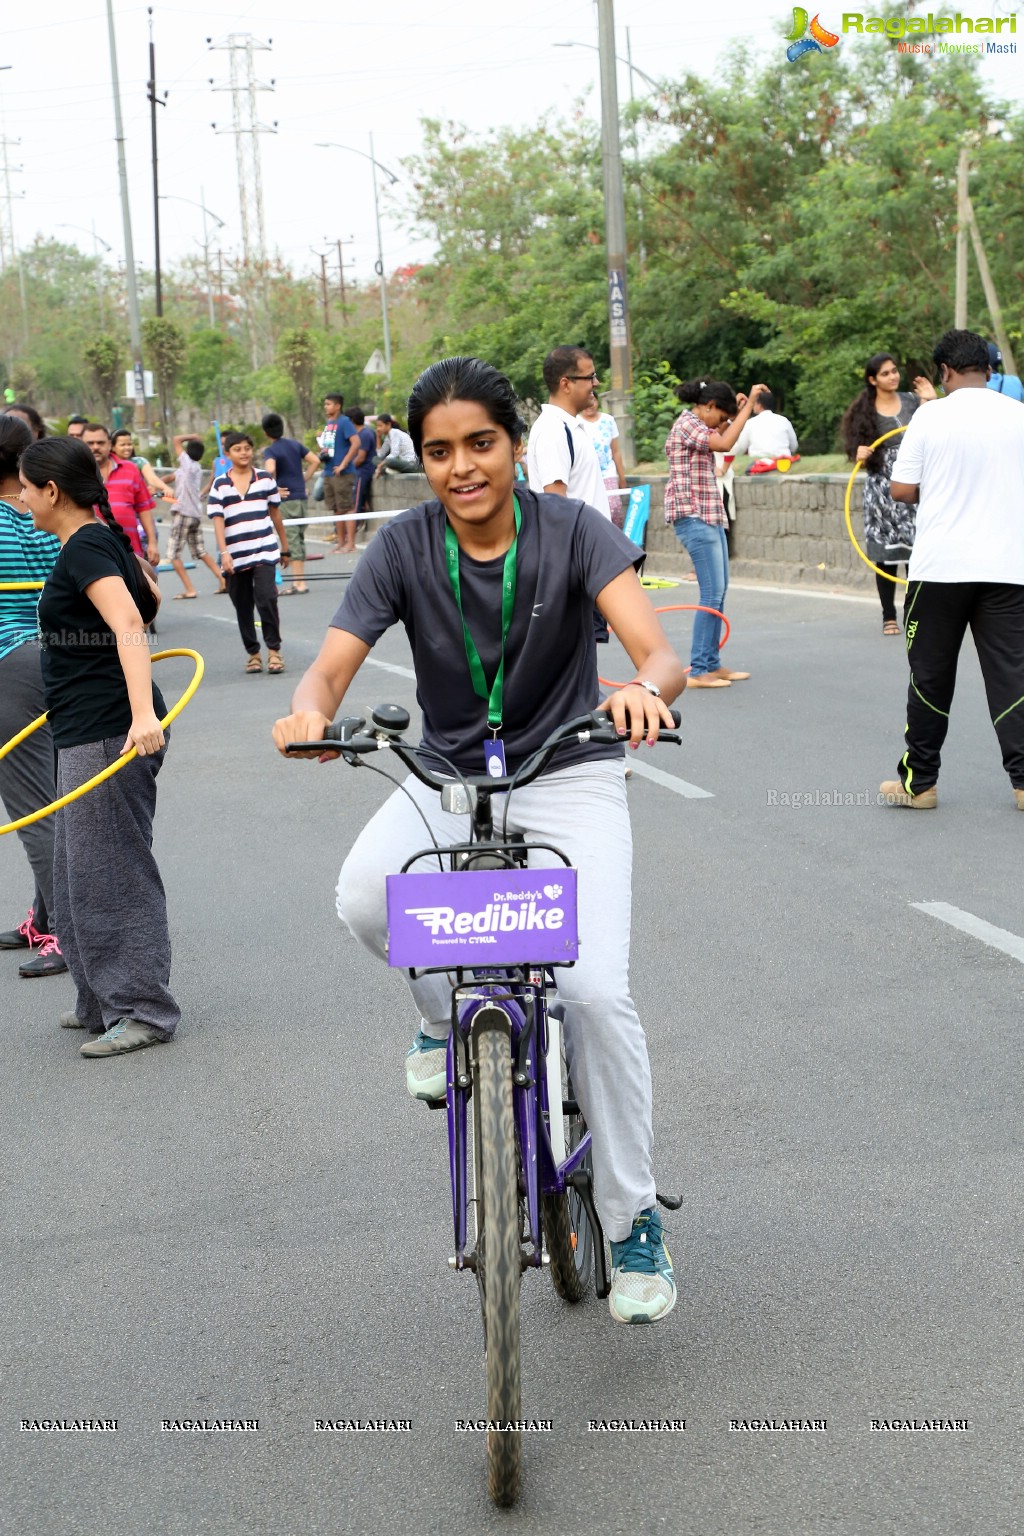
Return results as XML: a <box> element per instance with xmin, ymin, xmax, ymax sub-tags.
<box><xmin>331</xmin><ymin>487</ymin><xmax>642</xmax><ymax>775</ymax></box>
<box><xmin>37</xmin><ymin>523</ymin><xmax>165</xmax><ymax>749</ymax></box>
<box><xmin>263</xmin><ymin>437</ymin><xmax>309</xmax><ymax>500</ymax></box>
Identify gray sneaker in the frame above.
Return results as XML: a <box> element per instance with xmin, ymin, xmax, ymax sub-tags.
<box><xmin>59</xmin><ymin>1011</ymin><xmax>85</xmax><ymax>1029</ymax></box>
<box><xmin>79</xmin><ymin>1020</ymin><xmax>165</xmax><ymax>1057</ymax></box>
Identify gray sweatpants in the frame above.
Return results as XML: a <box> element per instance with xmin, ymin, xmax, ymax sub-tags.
<box><xmin>336</xmin><ymin>758</ymin><xmax>655</xmax><ymax>1241</ymax></box>
<box><xmin>0</xmin><ymin>641</ymin><xmax>56</xmax><ymax>932</ymax></box>
<box><xmin>52</xmin><ymin>736</ymin><xmax>179</xmax><ymax>1038</ymax></box>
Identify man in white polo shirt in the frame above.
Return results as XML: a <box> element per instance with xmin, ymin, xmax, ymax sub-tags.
<box><xmin>731</xmin><ymin>390</ymin><xmax>798</xmax><ymax>460</ymax></box>
<box><xmin>880</xmin><ymin>328</ymin><xmax>1024</xmax><ymax>810</ymax></box>
<box><xmin>527</xmin><ymin>347</ymin><xmax>611</xmax><ymax>518</ymax></box>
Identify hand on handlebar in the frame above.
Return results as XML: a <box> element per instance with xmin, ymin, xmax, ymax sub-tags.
<box><xmin>272</xmin><ymin>710</ymin><xmax>336</xmax><ymax>760</ymax></box>
<box><xmin>597</xmin><ymin>684</ymin><xmax>678</xmax><ymax>750</ymax></box>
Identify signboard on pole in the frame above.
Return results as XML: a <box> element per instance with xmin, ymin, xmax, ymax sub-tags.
<box><xmin>608</xmin><ymin>268</ymin><xmax>628</xmax><ymax>347</ymax></box>
<box><xmin>125</xmin><ymin>370</ymin><xmax>155</xmax><ymax>399</ymax></box>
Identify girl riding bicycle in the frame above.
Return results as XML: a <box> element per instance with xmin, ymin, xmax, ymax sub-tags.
<box><xmin>273</xmin><ymin>357</ymin><xmax>687</xmax><ymax>1323</ymax></box>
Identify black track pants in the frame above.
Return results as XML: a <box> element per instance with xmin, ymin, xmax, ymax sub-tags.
<box><xmin>898</xmin><ymin>580</ymin><xmax>1024</xmax><ymax>793</ymax></box>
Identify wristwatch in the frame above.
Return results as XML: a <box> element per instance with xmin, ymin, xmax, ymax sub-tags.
<box><xmin>633</xmin><ymin>679</ymin><xmax>661</xmax><ymax>697</ymax></box>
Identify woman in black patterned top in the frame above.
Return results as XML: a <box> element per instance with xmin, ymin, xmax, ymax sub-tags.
<box><xmin>841</xmin><ymin>353</ymin><xmax>936</xmax><ymax>635</ymax></box>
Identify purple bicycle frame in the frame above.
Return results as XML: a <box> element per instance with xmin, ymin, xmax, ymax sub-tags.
<box><xmin>446</xmin><ymin>974</ymin><xmax>592</xmax><ymax>1271</ymax></box>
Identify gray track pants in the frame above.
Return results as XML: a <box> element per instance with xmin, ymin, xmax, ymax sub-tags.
<box><xmin>52</xmin><ymin>736</ymin><xmax>179</xmax><ymax>1038</ymax></box>
<box><xmin>0</xmin><ymin>641</ymin><xmax>56</xmax><ymax>932</ymax></box>
<box><xmin>336</xmin><ymin>758</ymin><xmax>656</xmax><ymax>1241</ymax></box>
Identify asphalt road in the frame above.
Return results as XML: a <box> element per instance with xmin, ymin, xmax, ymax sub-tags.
<box><xmin>1</xmin><ymin>552</ymin><xmax>1020</xmax><ymax>1536</ymax></box>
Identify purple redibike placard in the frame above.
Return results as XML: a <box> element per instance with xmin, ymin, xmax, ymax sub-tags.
<box><xmin>386</xmin><ymin>868</ymin><xmax>579</xmax><ymax>969</ymax></box>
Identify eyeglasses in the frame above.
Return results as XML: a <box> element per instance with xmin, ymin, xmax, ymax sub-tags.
<box><xmin>566</xmin><ymin>372</ymin><xmax>599</xmax><ymax>383</ymax></box>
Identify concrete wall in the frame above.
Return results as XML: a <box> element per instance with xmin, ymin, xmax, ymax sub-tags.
<box><xmin>644</xmin><ymin>475</ymin><xmax>872</xmax><ymax>590</ymax></box>
<box><xmin>369</xmin><ymin>471</ymin><xmax>872</xmax><ymax>592</ymax></box>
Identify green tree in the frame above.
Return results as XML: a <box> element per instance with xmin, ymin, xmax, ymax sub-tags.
<box><xmin>277</xmin><ymin>327</ymin><xmax>318</xmax><ymax>429</ymax></box>
<box><xmin>180</xmin><ymin>329</ymin><xmax>247</xmax><ymax>422</ymax></box>
<box><xmin>83</xmin><ymin>335</ymin><xmax>123</xmax><ymax>416</ymax></box>
<box><xmin>142</xmin><ymin>316</ymin><xmax>187</xmax><ymax>444</ymax></box>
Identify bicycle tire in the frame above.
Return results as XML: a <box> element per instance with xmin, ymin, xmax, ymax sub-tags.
<box><xmin>541</xmin><ymin>1058</ymin><xmax>594</xmax><ymax>1302</ymax></box>
<box><xmin>473</xmin><ymin>1011</ymin><xmax>522</xmax><ymax>1508</ymax></box>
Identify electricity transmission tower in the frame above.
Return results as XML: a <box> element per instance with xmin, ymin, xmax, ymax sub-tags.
<box><xmin>0</xmin><ymin>133</ymin><xmax>21</xmax><ymax>271</ymax></box>
<box><xmin>208</xmin><ymin>34</ymin><xmax>276</xmax><ymax>364</ymax></box>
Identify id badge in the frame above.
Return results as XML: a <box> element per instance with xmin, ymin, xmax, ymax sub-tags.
<box><xmin>484</xmin><ymin>738</ymin><xmax>507</xmax><ymax>778</ymax></box>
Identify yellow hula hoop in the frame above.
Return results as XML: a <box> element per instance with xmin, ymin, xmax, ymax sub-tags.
<box><xmin>844</xmin><ymin>425</ymin><xmax>910</xmax><ymax>587</ymax></box>
<box><xmin>0</xmin><ymin>648</ymin><xmax>204</xmax><ymax>836</ymax></box>
<box><xmin>0</xmin><ymin>580</ymin><xmax>46</xmax><ymax>590</ymax></box>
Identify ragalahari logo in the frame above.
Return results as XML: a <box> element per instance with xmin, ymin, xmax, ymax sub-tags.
<box><xmin>786</xmin><ymin>8</ymin><xmax>841</xmax><ymax>61</ymax></box>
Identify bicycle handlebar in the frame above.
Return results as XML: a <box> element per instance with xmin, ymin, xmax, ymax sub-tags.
<box><xmin>285</xmin><ymin>706</ymin><xmax>682</xmax><ymax>795</ymax></box>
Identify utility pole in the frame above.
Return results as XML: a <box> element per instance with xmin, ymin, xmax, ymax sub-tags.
<box><xmin>209</xmin><ymin>34</ymin><xmax>276</xmax><ymax>366</ymax></box>
<box><xmin>315</xmin><ymin>140</ymin><xmax>398</xmax><ymax>377</ymax></box>
<box><xmin>335</xmin><ymin>236</ymin><xmax>356</xmax><ymax>318</ymax></box>
<box><xmin>369</xmin><ymin>133</ymin><xmax>392</xmax><ymax>378</ymax></box>
<box><xmin>955</xmin><ymin>146</ymin><xmax>969</xmax><ymax>329</ymax></box>
<box><xmin>105</xmin><ymin>0</ymin><xmax>146</xmax><ymax>429</ymax></box>
<box><xmin>147</xmin><ymin>9</ymin><xmax>167</xmax><ymax>315</ymax></box>
<box><xmin>0</xmin><ymin>67</ymin><xmax>29</xmax><ymax>352</ymax></box>
<box><xmin>311</xmin><ymin>247</ymin><xmax>331</xmax><ymax>331</ymax></box>
<box><xmin>597</xmin><ymin>0</ymin><xmax>635</xmax><ymax>467</ymax></box>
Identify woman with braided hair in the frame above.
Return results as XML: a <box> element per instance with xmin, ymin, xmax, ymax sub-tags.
<box><xmin>19</xmin><ymin>437</ymin><xmax>180</xmax><ymax>1058</ymax></box>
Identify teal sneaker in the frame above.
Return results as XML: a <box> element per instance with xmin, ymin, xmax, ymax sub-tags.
<box><xmin>609</xmin><ymin>1208</ymin><xmax>676</xmax><ymax>1324</ymax></box>
<box><xmin>405</xmin><ymin>1029</ymin><xmax>447</xmax><ymax>1103</ymax></box>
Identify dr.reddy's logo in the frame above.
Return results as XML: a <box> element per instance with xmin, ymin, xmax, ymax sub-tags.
<box><xmin>786</xmin><ymin>8</ymin><xmax>841</xmax><ymax>61</ymax></box>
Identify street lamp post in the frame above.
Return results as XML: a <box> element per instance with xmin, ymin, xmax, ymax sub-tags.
<box><xmin>597</xmin><ymin>0</ymin><xmax>634</xmax><ymax>467</ymax></box>
<box><xmin>315</xmin><ymin>139</ymin><xmax>398</xmax><ymax>378</ymax></box>
<box><xmin>159</xmin><ymin>191</ymin><xmax>226</xmax><ymax>326</ymax></box>
<box><xmin>104</xmin><ymin>0</ymin><xmax>145</xmax><ymax>429</ymax></box>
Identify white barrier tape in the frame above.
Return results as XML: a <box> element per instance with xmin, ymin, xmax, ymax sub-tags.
<box><xmin>281</xmin><ymin>510</ymin><xmax>407</xmax><ymax>527</ymax></box>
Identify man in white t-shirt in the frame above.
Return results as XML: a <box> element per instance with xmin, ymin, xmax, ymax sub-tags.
<box><xmin>527</xmin><ymin>348</ymin><xmax>611</xmax><ymax>518</ymax></box>
<box><xmin>731</xmin><ymin>391</ymin><xmax>798</xmax><ymax>460</ymax></box>
<box><xmin>880</xmin><ymin>328</ymin><xmax>1024</xmax><ymax>810</ymax></box>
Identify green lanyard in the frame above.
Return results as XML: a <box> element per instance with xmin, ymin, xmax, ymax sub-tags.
<box><xmin>444</xmin><ymin>495</ymin><xmax>521</xmax><ymax>735</ymax></box>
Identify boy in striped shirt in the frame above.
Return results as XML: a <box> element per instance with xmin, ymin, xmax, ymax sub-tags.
<box><xmin>207</xmin><ymin>431</ymin><xmax>291</xmax><ymax>674</ymax></box>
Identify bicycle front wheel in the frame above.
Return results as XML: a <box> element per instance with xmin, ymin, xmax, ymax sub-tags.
<box><xmin>472</xmin><ymin>1010</ymin><xmax>522</xmax><ymax>1508</ymax></box>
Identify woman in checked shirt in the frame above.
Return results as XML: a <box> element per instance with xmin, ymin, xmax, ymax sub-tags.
<box><xmin>664</xmin><ymin>378</ymin><xmax>766</xmax><ymax>688</ymax></box>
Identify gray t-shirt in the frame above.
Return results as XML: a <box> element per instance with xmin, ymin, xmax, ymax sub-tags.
<box><xmin>331</xmin><ymin>487</ymin><xmax>642</xmax><ymax>775</ymax></box>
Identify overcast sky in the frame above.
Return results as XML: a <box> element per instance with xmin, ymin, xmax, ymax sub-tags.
<box><xmin>1</xmin><ymin>0</ymin><xmax>1021</xmax><ymax>295</ymax></box>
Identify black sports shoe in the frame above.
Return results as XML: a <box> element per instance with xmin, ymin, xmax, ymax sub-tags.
<box><xmin>0</xmin><ymin>907</ymin><xmax>40</xmax><ymax>950</ymax></box>
<box><xmin>19</xmin><ymin>934</ymin><xmax>68</xmax><ymax>978</ymax></box>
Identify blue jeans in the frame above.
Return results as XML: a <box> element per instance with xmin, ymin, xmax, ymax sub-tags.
<box><xmin>673</xmin><ymin>518</ymin><xmax>728</xmax><ymax>675</ymax></box>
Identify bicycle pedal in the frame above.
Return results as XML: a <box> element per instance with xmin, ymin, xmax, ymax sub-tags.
<box><xmin>656</xmin><ymin>1190</ymin><xmax>682</xmax><ymax>1211</ymax></box>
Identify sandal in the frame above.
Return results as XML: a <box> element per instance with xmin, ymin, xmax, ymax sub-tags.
<box><xmin>245</xmin><ymin>654</ymin><xmax>263</xmax><ymax>674</ymax></box>
<box><xmin>278</xmin><ymin>585</ymin><xmax>297</xmax><ymax>597</ymax></box>
<box><xmin>882</xmin><ymin>619</ymin><xmax>901</xmax><ymax>636</ymax></box>
<box><xmin>267</xmin><ymin>650</ymin><xmax>285</xmax><ymax>674</ymax></box>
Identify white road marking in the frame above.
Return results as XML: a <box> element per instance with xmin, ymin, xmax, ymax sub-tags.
<box><xmin>912</xmin><ymin>901</ymin><xmax>1024</xmax><ymax>965</ymax></box>
<box><xmin>628</xmin><ymin>758</ymin><xmax>714</xmax><ymax>799</ymax></box>
<box><xmin>364</xmin><ymin>657</ymin><xmax>416</xmax><ymax>681</ymax></box>
<box><xmin>189</xmin><ymin>621</ymin><xmax>713</xmax><ymax>799</ymax></box>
